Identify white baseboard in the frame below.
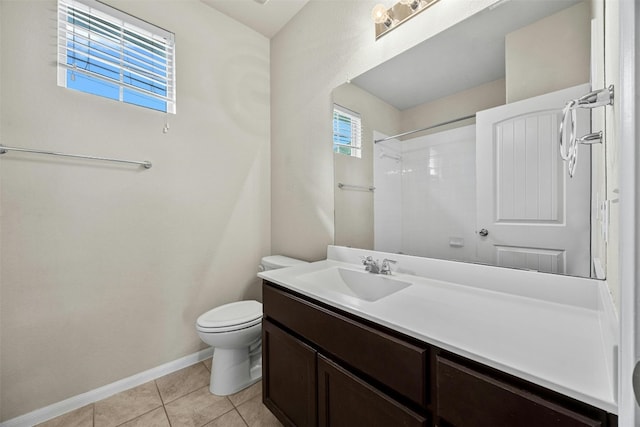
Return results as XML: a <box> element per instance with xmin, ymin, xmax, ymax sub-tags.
<box><xmin>0</xmin><ymin>347</ymin><xmax>214</xmax><ymax>427</ymax></box>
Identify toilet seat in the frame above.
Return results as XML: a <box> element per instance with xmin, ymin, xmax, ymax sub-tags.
<box><xmin>197</xmin><ymin>300</ymin><xmax>262</xmax><ymax>333</ymax></box>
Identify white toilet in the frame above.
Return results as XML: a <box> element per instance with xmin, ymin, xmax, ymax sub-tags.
<box><xmin>196</xmin><ymin>255</ymin><xmax>307</xmax><ymax>396</ymax></box>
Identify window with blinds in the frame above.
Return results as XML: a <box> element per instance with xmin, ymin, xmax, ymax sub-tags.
<box><xmin>57</xmin><ymin>0</ymin><xmax>176</xmax><ymax>113</ymax></box>
<box><xmin>333</xmin><ymin>104</ymin><xmax>362</xmax><ymax>158</ymax></box>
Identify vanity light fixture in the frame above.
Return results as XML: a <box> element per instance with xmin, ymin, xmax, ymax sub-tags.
<box><xmin>400</xmin><ymin>0</ymin><xmax>421</xmax><ymax>11</ymax></box>
<box><xmin>372</xmin><ymin>0</ymin><xmax>440</xmax><ymax>39</ymax></box>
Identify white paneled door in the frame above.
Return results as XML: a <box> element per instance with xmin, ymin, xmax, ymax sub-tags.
<box><xmin>476</xmin><ymin>84</ymin><xmax>591</xmax><ymax>277</ymax></box>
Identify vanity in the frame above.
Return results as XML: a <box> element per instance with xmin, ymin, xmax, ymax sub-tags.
<box><xmin>258</xmin><ymin>246</ymin><xmax>618</xmax><ymax>427</ymax></box>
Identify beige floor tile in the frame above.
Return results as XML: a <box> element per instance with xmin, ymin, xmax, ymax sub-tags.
<box><xmin>228</xmin><ymin>381</ymin><xmax>262</xmax><ymax>407</ymax></box>
<box><xmin>164</xmin><ymin>386</ymin><xmax>234</xmax><ymax>427</ymax></box>
<box><xmin>156</xmin><ymin>362</ymin><xmax>211</xmax><ymax>404</ymax></box>
<box><xmin>203</xmin><ymin>357</ymin><xmax>212</xmax><ymax>372</ymax></box>
<box><xmin>119</xmin><ymin>407</ymin><xmax>170</xmax><ymax>427</ymax></box>
<box><xmin>204</xmin><ymin>409</ymin><xmax>248</xmax><ymax>427</ymax></box>
<box><xmin>94</xmin><ymin>381</ymin><xmax>163</xmax><ymax>427</ymax></box>
<box><xmin>236</xmin><ymin>395</ymin><xmax>283</xmax><ymax>427</ymax></box>
<box><xmin>35</xmin><ymin>404</ymin><xmax>93</xmax><ymax>427</ymax></box>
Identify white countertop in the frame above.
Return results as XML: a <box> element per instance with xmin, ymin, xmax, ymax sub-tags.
<box><xmin>258</xmin><ymin>246</ymin><xmax>618</xmax><ymax>414</ymax></box>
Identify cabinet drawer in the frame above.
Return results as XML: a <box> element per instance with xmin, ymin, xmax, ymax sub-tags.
<box><xmin>318</xmin><ymin>355</ymin><xmax>428</xmax><ymax>427</ymax></box>
<box><xmin>263</xmin><ymin>282</ymin><xmax>429</xmax><ymax>407</ymax></box>
<box><xmin>436</xmin><ymin>356</ymin><xmax>602</xmax><ymax>427</ymax></box>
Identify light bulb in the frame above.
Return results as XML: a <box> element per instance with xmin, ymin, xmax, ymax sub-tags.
<box><xmin>371</xmin><ymin>4</ymin><xmax>391</xmax><ymax>26</ymax></box>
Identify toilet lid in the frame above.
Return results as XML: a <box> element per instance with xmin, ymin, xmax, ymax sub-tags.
<box><xmin>197</xmin><ymin>300</ymin><xmax>262</xmax><ymax>329</ymax></box>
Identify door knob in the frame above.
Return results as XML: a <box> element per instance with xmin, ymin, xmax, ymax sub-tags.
<box><xmin>478</xmin><ymin>229</ymin><xmax>489</xmax><ymax>237</ymax></box>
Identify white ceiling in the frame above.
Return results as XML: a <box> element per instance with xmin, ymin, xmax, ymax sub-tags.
<box><xmin>351</xmin><ymin>0</ymin><xmax>581</xmax><ymax>110</ymax></box>
<box><xmin>200</xmin><ymin>0</ymin><xmax>310</xmax><ymax>38</ymax></box>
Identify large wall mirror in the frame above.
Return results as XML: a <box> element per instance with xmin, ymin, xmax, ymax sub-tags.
<box><xmin>333</xmin><ymin>0</ymin><xmax>607</xmax><ymax>279</ymax></box>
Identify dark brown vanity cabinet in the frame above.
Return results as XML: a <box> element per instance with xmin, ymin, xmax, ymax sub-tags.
<box><xmin>263</xmin><ymin>282</ymin><xmax>428</xmax><ymax>427</ymax></box>
<box><xmin>436</xmin><ymin>356</ymin><xmax>607</xmax><ymax>427</ymax></box>
<box><xmin>262</xmin><ymin>281</ymin><xmax>616</xmax><ymax>427</ymax></box>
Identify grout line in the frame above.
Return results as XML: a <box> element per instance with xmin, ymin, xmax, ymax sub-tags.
<box><xmin>239</xmin><ymin>408</ymin><xmax>250</xmax><ymax>427</ymax></box>
<box><xmin>113</xmin><ymin>405</ymin><xmax>164</xmax><ymax>427</ymax></box>
<box><xmin>153</xmin><ymin>378</ymin><xmax>166</xmax><ymax>406</ymax></box>
<box><xmin>156</xmin><ymin>368</ymin><xmax>207</xmax><ymax>405</ymax></box>
<box><xmin>214</xmin><ymin>407</ymin><xmax>239</xmax><ymax>426</ymax></box>
<box><xmin>161</xmin><ymin>402</ymin><xmax>172</xmax><ymax>427</ymax></box>
<box><xmin>225</xmin><ymin>396</ymin><xmax>234</xmax><ymax>411</ymax></box>
<box><xmin>236</xmin><ymin>407</ymin><xmax>251</xmax><ymax>427</ymax></box>
<box><xmin>153</xmin><ymin>378</ymin><xmax>173</xmax><ymax>427</ymax></box>
<box><xmin>153</xmin><ymin>379</ymin><xmax>172</xmax><ymax>426</ymax></box>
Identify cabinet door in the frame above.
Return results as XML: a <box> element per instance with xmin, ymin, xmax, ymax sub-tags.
<box><xmin>263</xmin><ymin>320</ymin><xmax>317</xmax><ymax>427</ymax></box>
<box><xmin>317</xmin><ymin>355</ymin><xmax>428</xmax><ymax>427</ymax></box>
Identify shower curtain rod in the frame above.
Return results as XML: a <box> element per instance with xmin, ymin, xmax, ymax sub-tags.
<box><xmin>374</xmin><ymin>113</ymin><xmax>476</xmax><ymax>143</ymax></box>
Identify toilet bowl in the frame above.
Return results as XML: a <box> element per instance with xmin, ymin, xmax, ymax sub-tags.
<box><xmin>196</xmin><ymin>255</ymin><xmax>307</xmax><ymax>396</ymax></box>
<box><xmin>196</xmin><ymin>300</ymin><xmax>263</xmax><ymax>395</ymax></box>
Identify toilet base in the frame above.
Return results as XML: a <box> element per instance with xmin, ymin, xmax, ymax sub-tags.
<box><xmin>209</xmin><ymin>345</ymin><xmax>262</xmax><ymax>396</ymax></box>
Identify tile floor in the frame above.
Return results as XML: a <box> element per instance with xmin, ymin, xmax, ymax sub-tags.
<box><xmin>36</xmin><ymin>359</ymin><xmax>282</xmax><ymax>427</ymax></box>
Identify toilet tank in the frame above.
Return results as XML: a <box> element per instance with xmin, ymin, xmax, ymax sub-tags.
<box><xmin>259</xmin><ymin>255</ymin><xmax>307</xmax><ymax>272</ymax></box>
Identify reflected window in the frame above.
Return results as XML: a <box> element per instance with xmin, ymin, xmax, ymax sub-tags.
<box><xmin>333</xmin><ymin>104</ymin><xmax>362</xmax><ymax>158</ymax></box>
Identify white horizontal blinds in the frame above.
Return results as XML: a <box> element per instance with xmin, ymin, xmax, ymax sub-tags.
<box><xmin>333</xmin><ymin>104</ymin><xmax>362</xmax><ymax>158</ymax></box>
<box><xmin>57</xmin><ymin>0</ymin><xmax>176</xmax><ymax>113</ymax></box>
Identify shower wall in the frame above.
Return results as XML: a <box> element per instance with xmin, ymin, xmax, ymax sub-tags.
<box><xmin>374</xmin><ymin>125</ymin><xmax>477</xmax><ymax>262</ymax></box>
<box><xmin>373</xmin><ymin>132</ymin><xmax>402</xmax><ymax>254</ymax></box>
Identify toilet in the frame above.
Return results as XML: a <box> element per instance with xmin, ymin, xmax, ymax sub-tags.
<box><xmin>196</xmin><ymin>255</ymin><xmax>307</xmax><ymax>396</ymax></box>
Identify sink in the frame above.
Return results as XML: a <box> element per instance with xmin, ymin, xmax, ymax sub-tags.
<box><xmin>298</xmin><ymin>267</ymin><xmax>411</xmax><ymax>302</ymax></box>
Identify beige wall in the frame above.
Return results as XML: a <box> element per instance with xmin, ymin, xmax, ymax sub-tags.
<box><xmin>505</xmin><ymin>1</ymin><xmax>591</xmax><ymax>103</ymax></box>
<box><xmin>0</xmin><ymin>0</ymin><xmax>270</xmax><ymax>421</ymax></box>
<box><xmin>399</xmin><ymin>78</ymin><xmax>506</xmax><ymax>138</ymax></box>
<box><xmin>270</xmin><ymin>0</ymin><xmax>497</xmax><ymax>261</ymax></box>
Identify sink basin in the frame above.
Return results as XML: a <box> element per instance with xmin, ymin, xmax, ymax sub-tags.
<box><xmin>298</xmin><ymin>267</ymin><xmax>411</xmax><ymax>302</ymax></box>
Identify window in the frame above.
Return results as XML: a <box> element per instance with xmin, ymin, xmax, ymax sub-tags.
<box><xmin>57</xmin><ymin>0</ymin><xmax>176</xmax><ymax>113</ymax></box>
<box><xmin>333</xmin><ymin>104</ymin><xmax>362</xmax><ymax>158</ymax></box>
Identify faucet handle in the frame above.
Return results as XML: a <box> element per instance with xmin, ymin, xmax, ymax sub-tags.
<box><xmin>361</xmin><ymin>255</ymin><xmax>374</xmax><ymax>271</ymax></box>
<box><xmin>381</xmin><ymin>258</ymin><xmax>397</xmax><ymax>274</ymax></box>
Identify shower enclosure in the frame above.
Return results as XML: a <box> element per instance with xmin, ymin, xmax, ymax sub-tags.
<box><xmin>373</xmin><ymin>126</ymin><xmax>477</xmax><ymax>263</ymax></box>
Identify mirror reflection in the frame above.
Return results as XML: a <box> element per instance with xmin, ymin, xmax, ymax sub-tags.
<box><xmin>333</xmin><ymin>0</ymin><xmax>601</xmax><ymax>279</ymax></box>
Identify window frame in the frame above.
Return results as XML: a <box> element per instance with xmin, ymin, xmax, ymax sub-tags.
<box><xmin>57</xmin><ymin>0</ymin><xmax>176</xmax><ymax>113</ymax></box>
<box><xmin>333</xmin><ymin>104</ymin><xmax>362</xmax><ymax>158</ymax></box>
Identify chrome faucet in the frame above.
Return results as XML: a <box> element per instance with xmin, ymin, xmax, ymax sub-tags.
<box><xmin>361</xmin><ymin>256</ymin><xmax>397</xmax><ymax>275</ymax></box>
